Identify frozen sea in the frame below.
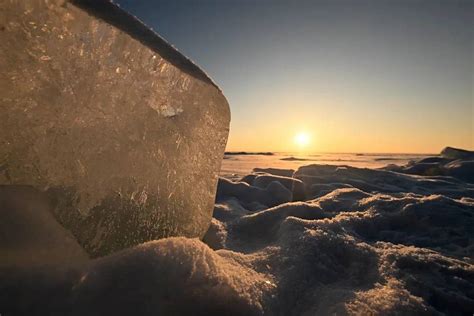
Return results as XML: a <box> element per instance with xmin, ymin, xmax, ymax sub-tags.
<box><xmin>221</xmin><ymin>152</ymin><xmax>430</xmax><ymax>179</ymax></box>
<box><xmin>2</xmin><ymin>148</ymin><xmax>473</xmax><ymax>315</ymax></box>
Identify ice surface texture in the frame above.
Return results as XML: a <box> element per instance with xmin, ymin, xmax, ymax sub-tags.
<box><xmin>0</xmin><ymin>0</ymin><xmax>230</xmax><ymax>257</ymax></box>
<box><xmin>385</xmin><ymin>146</ymin><xmax>474</xmax><ymax>183</ymax></box>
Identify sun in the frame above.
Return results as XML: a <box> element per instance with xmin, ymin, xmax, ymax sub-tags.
<box><xmin>294</xmin><ymin>132</ymin><xmax>310</xmax><ymax>147</ymax></box>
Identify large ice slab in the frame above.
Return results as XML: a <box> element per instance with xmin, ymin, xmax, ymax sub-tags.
<box><xmin>0</xmin><ymin>0</ymin><xmax>230</xmax><ymax>257</ymax></box>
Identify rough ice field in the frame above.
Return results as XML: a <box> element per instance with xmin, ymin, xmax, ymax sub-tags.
<box><xmin>1</xmin><ymin>148</ymin><xmax>473</xmax><ymax>315</ymax></box>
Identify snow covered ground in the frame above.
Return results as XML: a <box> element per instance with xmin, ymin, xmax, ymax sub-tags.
<box><xmin>1</xmin><ymin>147</ymin><xmax>473</xmax><ymax>315</ymax></box>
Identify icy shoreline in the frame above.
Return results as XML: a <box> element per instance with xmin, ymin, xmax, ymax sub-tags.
<box><xmin>1</xmin><ymin>147</ymin><xmax>473</xmax><ymax>315</ymax></box>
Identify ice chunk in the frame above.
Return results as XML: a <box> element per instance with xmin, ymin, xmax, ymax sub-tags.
<box><xmin>253</xmin><ymin>168</ymin><xmax>295</xmax><ymax>177</ymax></box>
<box><xmin>216</xmin><ymin>177</ymin><xmax>292</xmax><ymax>208</ymax></box>
<box><xmin>0</xmin><ymin>0</ymin><xmax>230</xmax><ymax>257</ymax></box>
<box><xmin>252</xmin><ymin>174</ymin><xmax>306</xmax><ymax>201</ymax></box>
<box><xmin>441</xmin><ymin>146</ymin><xmax>474</xmax><ymax>160</ymax></box>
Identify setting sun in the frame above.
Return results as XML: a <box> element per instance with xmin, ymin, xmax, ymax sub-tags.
<box><xmin>294</xmin><ymin>132</ymin><xmax>310</xmax><ymax>147</ymax></box>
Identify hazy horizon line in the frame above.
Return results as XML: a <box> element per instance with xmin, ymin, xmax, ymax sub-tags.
<box><xmin>224</xmin><ymin>150</ymin><xmax>443</xmax><ymax>155</ymax></box>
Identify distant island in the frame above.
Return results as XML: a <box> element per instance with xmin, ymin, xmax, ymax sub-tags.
<box><xmin>280</xmin><ymin>156</ymin><xmax>313</xmax><ymax>161</ymax></box>
<box><xmin>225</xmin><ymin>151</ymin><xmax>274</xmax><ymax>156</ymax></box>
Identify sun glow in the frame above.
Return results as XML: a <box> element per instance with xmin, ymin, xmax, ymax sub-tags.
<box><xmin>294</xmin><ymin>132</ymin><xmax>310</xmax><ymax>147</ymax></box>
